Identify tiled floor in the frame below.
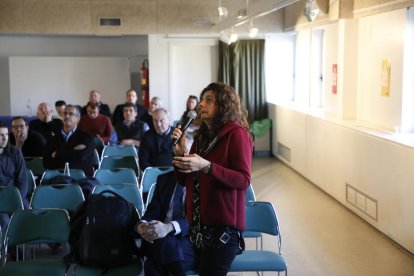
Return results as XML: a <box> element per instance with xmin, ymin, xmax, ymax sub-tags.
<box><xmin>247</xmin><ymin>157</ymin><xmax>414</xmax><ymax>276</ymax></box>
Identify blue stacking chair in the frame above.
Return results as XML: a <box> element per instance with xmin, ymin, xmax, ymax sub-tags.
<box><xmin>24</xmin><ymin>157</ymin><xmax>46</xmax><ymax>177</ymax></box>
<box><xmin>243</xmin><ymin>184</ymin><xmax>262</xmax><ymax>250</ymax></box>
<box><xmin>145</xmin><ymin>183</ymin><xmax>157</xmax><ymax>208</ymax></box>
<box><xmin>29</xmin><ymin>184</ymin><xmax>85</xmax><ymax>215</ymax></box>
<box><xmin>231</xmin><ymin>201</ymin><xmax>287</xmax><ymax>275</ymax></box>
<box><xmin>0</xmin><ymin>209</ymin><xmax>70</xmax><ymax>274</ymax></box>
<box><xmin>92</xmin><ymin>184</ymin><xmax>145</xmax><ymax>217</ymax></box>
<box><xmin>140</xmin><ymin>166</ymin><xmax>174</xmax><ymax>194</ymax></box>
<box><xmin>26</xmin><ymin>170</ymin><xmax>37</xmax><ymax>202</ymax></box>
<box><xmin>100</xmin><ymin>156</ymin><xmax>140</xmax><ymax>177</ymax></box>
<box><xmin>94</xmin><ymin>168</ymin><xmax>138</xmax><ymax>185</ymax></box>
<box><xmin>101</xmin><ymin>145</ymin><xmax>138</xmax><ymax>159</ymax></box>
<box><xmin>40</xmin><ymin>169</ymin><xmax>86</xmax><ymax>184</ymax></box>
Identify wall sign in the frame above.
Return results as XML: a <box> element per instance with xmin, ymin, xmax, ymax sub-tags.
<box><xmin>381</xmin><ymin>59</ymin><xmax>391</xmax><ymax>96</ymax></box>
<box><xmin>332</xmin><ymin>64</ymin><xmax>337</xmax><ymax>94</ymax></box>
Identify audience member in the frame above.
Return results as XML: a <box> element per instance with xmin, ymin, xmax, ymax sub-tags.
<box><xmin>135</xmin><ymin>171</ymin><xmax>195</xmax><ymax>276</ymax></box>
<box><xmin>29</xmin><ymin>102</ymin><xmax>63</xmax><ymax>142</ymax></box>
<box><xmin>0</xmin><ymin>121</ymin><xmax>28</xmax><ymax>232</ymax></box>
<box><xmin>54</xmin><ymin>100</ymin><xmax>66</xmax><ymax>120</ymax></box>
<box><xmin>43</xmin><ymin>105</ymin><xmax>96</xmax><ymax>176</ymax></box>
<box><xmin>178</xmin><ymin>95</ymin><xmax>200</xmax><ymax>134</ymax></box>
<box><xmin>115</xmin><ymin>102</ymin><xmax>149</xmax><ymax>147</ymax></box>
<box><xmin>113</xmin><ymin>89</ymin><xmax>148</xmax><ymax>125</ymax></box>
<box><xmin>9</xmin><ymin>116</ymin><xmax>47</xmax><ymax>157</ymax></box>
<box><xmin>139</xmin><ymin>108</ymin><xmax>174</xmax><ymax>171</ymax></box>
<box><xmin>172</xmin><ymin>82</ymin><xmax>253</xmax><ymax>275</ymax></box>
<box><xmin>79</xmin><ymin>102</ymin><xmax>112</xmax><ymax>144</ymax></box>
<box><xmin>140</xmin><ymin>96</ymin><xmax>162</xmax><ymax>130</ymax></box>
<box><xmin>81</xmin><ymin>90</ymin><xmax>111</xmax><ymax>118</ymax></box>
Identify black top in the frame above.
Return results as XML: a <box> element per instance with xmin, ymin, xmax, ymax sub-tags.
<box><xmin>28</xmin><ymin>118</ymin><xmax>63</xmax><ymax>143</ymax></box>
<box><xmin>112</xmin><ymin>103</ymin><xmax>148</xmax><ymax>126</ymax></box>
<box><xmin>115</xmin><ymin>120</ymin><xmax>148</xmax><ymax>143</ymax></box>
<box><xmin>139</xmin><ymin>112</ymin><xmax>154</xmax><ymax>130</ymax></box>
<box><xmin>138</xmin><ymin>127</ymin><xmax>174</xmax><ymax>171</ymax></box>
<box><xmin>9</xmin><ymin>130</ymin><xmax>47</xmax><ymax>157</ymax></box>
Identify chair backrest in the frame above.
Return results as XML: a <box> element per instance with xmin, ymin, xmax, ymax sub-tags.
<box><xmin>4</xmin><ymin>208</ymin><xmax>70</xmax><ymax>246</ymax></box>
<box><xmin>146</xmin><ymin>183</ymin><xmax>157</xmax><ymax>208</ymax></box>
<box><xmin>26</xmin><ymin>169</ymin><xmax>37</xmax><ymax>198</ymax></box>
<box><xmin>99</xmin><ymin>156</ymin><xmax>140</xmax><ymax>176</ymax></box>
<box><xmin>30</xmin><ymin>184</ymin><xmax>85</xmax><ymax>214</ymax></box>
<box><xmin>0</xmin><ymin>186</ymin><xmax>24</xmax><ymax>214</ymax></box>
<box><xmin>245</xmin><ymin>201</ymin><xmax>280</xmax><ymax>237</ymax></box>
<box><xmin>245</xmin><ymin>184</ymin><xmax>256</xmax><ymax>202</ymax></box>
<box><xmin>24</xmin><ymin>157</ymin><xmax>45</xmax><ymax>177</ymax></box>
<box><xmin>94</xmin><ymin>168</ymin><xmax>138</xmax><ymax>185</ymax></box>
<box><xmin>92</xmin><ymin>149</ymin><xmax>100</xmax><ymax>169</ymax></box>
<box><xmin>40</xmin><ymin>169</ymin><xmax>86</xmax><ymax>184</ymax></box>
<box><xmin>140</xmin><ymin>166</ymin><xmax>174</xmax><ymax>193</ymax></box>
<box><xmin>101</xmin><ymin>145</ymin><xmax>138</xmax><ymax>159</ymax></box>
<box><xmin>92</xmin><ymin>184</ymin><xmax>144</xmax><ymax>216</ymax></box>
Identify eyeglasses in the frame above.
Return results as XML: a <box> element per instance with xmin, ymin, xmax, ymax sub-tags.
<box><xmin>64</xmin><ymin>112</ymin><xmax>78</xmax><ymax>117</ymax></box>
<box><xmin>12</xmin><ymin>125</ymin><xmax>27</xmax><ymax>129</ymax></box>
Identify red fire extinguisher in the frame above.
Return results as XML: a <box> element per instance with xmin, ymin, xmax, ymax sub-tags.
<box><xmin>140</xmin><ymin>59</ymin><xmax>149</xmax><ymax>108</ymax></box>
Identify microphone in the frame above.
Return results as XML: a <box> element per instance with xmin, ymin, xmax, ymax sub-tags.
<box><xmin>172</xmin><ymin>110</ymin><xmax>197</xmax><ymax>146</ymax></box>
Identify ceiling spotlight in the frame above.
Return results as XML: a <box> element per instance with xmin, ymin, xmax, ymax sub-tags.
<box><xmin>229</xmin><ymin>30</ymin><xmax>238</xmax><ymax>44</ymax></box>
<box><xmin>304</xmin><ymin>0</ymin><xmax>319</xmax><ymax>22</ymax></box>
<box><xmin>237</xmin><ymin>9</ymin><xmax>247</xmax><ymax>19</ymax></box>
<box><xmin>217</xmin><ymin>6</ymin><xmax>228</xmax><ymax>17</ymax></box>
<box><xmin>248</xmin><ymin>21</ymin><xmax>258</xmax><ymax>37</ymax></box>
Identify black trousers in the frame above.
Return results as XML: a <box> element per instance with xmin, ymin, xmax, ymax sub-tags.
<box><xmin>196</xmin><ymin>232</ymin><xmax>240</xmax><ymax>276</ymax></box>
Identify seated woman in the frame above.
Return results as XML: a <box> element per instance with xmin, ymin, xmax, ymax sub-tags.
<box><xmin>178</xmin><ymin>95</ymin><xmax>200</xmax><ymax>135</ymax></box>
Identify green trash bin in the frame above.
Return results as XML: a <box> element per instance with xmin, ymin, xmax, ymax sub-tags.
<box><xmin>251</xmin><ymin>119</ymin><xmax>272</xmax><ymax>157</ymax></box>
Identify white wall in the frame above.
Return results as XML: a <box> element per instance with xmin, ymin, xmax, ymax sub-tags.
<box><xmin>269</xmin><ymin>8</ymin><xmax>414</xmax><ymax>253</ymax></box>
<box><xmin>9</xmin><ymin>57</ymin><xmax>130</xmax><ymax>115</ymax></box>
<box><xmin>149</xmin><ymin>35</ymin><xmax>218</xmax><ymax>122</ymax></box>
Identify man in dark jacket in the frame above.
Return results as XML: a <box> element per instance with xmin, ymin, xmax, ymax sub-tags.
<box><xmin>43</xmin><ymin>105</ymin><xmax>96</xmax><ymax>176</ymax></box>
<box><xmin>135</xmin><ymin>171</ymin><xmax>195</xmax><ymax>275</ymax></box>
<box><xmin>10</xmin><ymin>116</ymin><xmax>47</xmax><ymax>157</ymax></box>
<box><xmin>29</xmin><ymin>102</ymin><xmax>63</xmax><ymax>142</ymax></box>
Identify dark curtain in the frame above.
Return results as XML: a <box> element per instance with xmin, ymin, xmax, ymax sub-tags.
<box><xmin>218</xmin><ymin>40</ymin><xmax>267</xmax><ymax>123</ymax></box>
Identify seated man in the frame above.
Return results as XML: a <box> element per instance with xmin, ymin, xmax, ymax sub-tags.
<box><xmin>0</xmin><ymin>121</ymin><xmax>28</xmax><ymax>232</ymax></box>
<box><xmin>29</xmin><ymin>102</ymin><xmax>63</xmax><ymax>142</ymax></box>
<box><xmin>54</xmin><ymin>100</ymin><xmax>66</xmax><ymax>120</ymax></box>
<box><xmin>10</xmin><ymin>116</ymin><xmax>47</xmax><ymax>157</ymax></box>
<box><xmin>113</xmin><ymin>89</ymin><xmax>148</xmax><ymax>126</ymax></box>
<box><xmin>81</xmin><ymin>90</ymin><xmax>111</xmax><ymax>118</ymax></box>
<box><xmin>79</xmin><ymin>102</ymin><xmax>113</xmax><ymax>144</ymax></box>
<box><xmin>139</xmin><ymin>108</ymin><xmax>174</xmax><ymax>171</ymax></box>
<box><xmin>140</xmin><ymin>96</ymin><xmax>162</xmax><ymax>130</ymax></box>
<box><xmin>115</xmin><ymin>102</ymin><xmax>149</xmax><ymax>147</ymax></box>
<box><xmin>43</xmin><ymin>105</ymin><xmax>96</xmax><ymax>177</ymax></box>
<box><xmin>135</xmin><ymin>171</ymin><xmax>195</xmax><ymax>276</ymax></box>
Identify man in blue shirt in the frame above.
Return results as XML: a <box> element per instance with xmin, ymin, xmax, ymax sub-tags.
<box><xmin>0</xmin><ymin>121</ymin><xmax>28</xmax><ymax>232</ymax></box>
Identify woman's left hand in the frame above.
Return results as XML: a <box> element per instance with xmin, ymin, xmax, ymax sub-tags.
<box><xmin>173</xmin><ymin>154</ymin><xmax>210</xmax><ymax>173</ymax></box>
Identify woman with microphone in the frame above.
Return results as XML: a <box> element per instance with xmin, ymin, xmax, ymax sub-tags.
<box><xmin>172</xmin><ymin>82</ymin><xmax>253</xmax><ymax>276</ymax></box>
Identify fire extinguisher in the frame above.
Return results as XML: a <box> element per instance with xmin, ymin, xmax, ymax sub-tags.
<box><xmin>140</xmin><ymin>59</ymin><xmax>149</xmax><ymax>108</ymax></box>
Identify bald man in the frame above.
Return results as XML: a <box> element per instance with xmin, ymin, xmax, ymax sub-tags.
<box><xmin>29</xmin><ymin>102</ymin><xmax>63</xmax><ymax>142</ymax></box>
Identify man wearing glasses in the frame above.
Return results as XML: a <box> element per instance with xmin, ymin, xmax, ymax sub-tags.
<box><xmin>43</xmin><ymin>105</ymin><xmax>96</xmax><ymax>176</ymax></box>
<box><xmin>9</xmin><ymin>116</ymin><xmax>47</xmax><ymax>157</ymax></box>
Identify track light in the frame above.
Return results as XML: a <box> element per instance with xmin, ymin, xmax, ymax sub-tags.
<box><xmin>237</xmin><ymin>9</ymin><xmax>247</xmax><ymax>19</ymax></box>
<box><xmin>229</xmin><ymin>29</ymin><xmax>238</xmax><ymax>44</ymax></box>
<box><xmin>217</xmin><ymin>0</ymin><xmax>228</xmax><ymax>17</ymax></box>
<box><xmin>304</xmin><ymin>0</ymin><xmax>319</xmax><ymax>22</ymax></box>
<box><xmin>248</xmin><ymin>21</ymin><xmax>258</xmax><ymax>37</ymax></box>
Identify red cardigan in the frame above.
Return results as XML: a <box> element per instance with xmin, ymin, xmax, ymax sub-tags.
<box><xmin>175</xmin><ymin>121</ymin><xmax>253</xmax><ymax>232</ymax></box>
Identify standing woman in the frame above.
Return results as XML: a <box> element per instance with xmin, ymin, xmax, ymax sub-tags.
<box><xmin>172</xmin><ymin>82</ymin><xmax>253</xmax><ymax>275</ymax></box>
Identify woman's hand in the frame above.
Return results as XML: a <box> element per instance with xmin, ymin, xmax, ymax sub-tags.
<box><xmin>173</xmin><ymin>153</ymin><xmax>210</xmax><ymax>173</ymax></box>
<box><xmin>172</xmin><ymin>125</ymin><xmax>188</xmax><ymax>156</ymax></box>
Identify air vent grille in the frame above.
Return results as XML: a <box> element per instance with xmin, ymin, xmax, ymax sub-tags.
<box><xmin>346</xmin><ymin>183</ymin><xmax>378</xmax><ymax>221</ymax></box>
<box><xmin>277</xmin><ymin>142</ymin><xmax>291</xmax><ymax>162</ymax></box>
<box><xmin>99</xmin><ymin>17</ymin><xmax>122</xmax><ymax>27</ymax></box>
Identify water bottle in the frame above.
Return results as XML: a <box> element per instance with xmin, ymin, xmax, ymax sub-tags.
<box><xmin>64</xmin><ymin>162</ymin><xmax>71</xmax><ymax>176</ymax></box>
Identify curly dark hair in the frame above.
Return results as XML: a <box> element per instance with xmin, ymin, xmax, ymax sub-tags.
<box><xmin>195</xmin><ymin>82</ymin><xmax>249</xmax><ymax>139</ymax></box>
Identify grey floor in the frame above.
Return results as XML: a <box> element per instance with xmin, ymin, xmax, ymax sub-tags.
<box><xmin>244</xmin><ymin>157</ymin><xmax>414</xmax><ymax>276</ymax></box>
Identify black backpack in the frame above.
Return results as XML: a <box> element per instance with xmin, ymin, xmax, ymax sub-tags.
<box><xmin>66</xmin><ymin>190</ymin><xmax>140</xmax><ymax>268</ymax></box>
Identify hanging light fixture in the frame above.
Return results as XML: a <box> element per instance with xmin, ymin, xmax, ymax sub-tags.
<box><xmin>237</xmin><ymin>8</ymin><xmax>247</xmax><ymax>19</ymax></box>
<box><xmin>248</xmin><ymin>20</ymin><xmax>258</xmax><ymax>37</ymax></box>
<box><xmin>229</xmin><ymin>28</ymin><xmax>238</xmax><ymax>44</ymax></box>
<box><xmin>217</xmin><ymin>0</ymin><xmax>228</xmax><ymax>17</ymax></box>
